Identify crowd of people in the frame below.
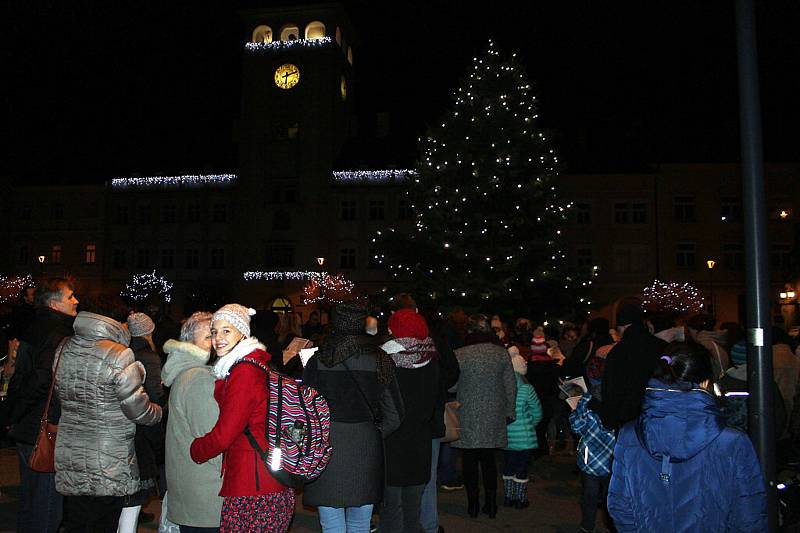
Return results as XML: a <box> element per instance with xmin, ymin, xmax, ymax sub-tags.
<box><xmin>0</xmin><ymin>277</ymin><xmax>789</xmax><ymax>532</ymax></box>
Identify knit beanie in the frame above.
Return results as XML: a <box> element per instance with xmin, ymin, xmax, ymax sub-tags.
<box><xmin>388</xmin><ymin>308</ymin><xmax>429</xmax><ymax>340</ymax></box>
<box><xmin>511</xmin><ymin>353</ymin><xmax>528</xmax><ymax>375</ymax></box>
<box><xmin>127</xmin><ymin>312</ymin><xmax>155</xmax><ymax>337</ymax></box>
<box><xmin>616</xmin><ymin>303</ymin><xmax>643</xmax><ymax>327</ymax></box>
<box><xmin>730</xmin><ymin>341</ymin><xmax>747</xmax><ymax>365</ymax></box>
<box><xmin>212</xmin><ymin>304</ymin><xmax>256</xmax><ymax>338</ymax></box>
<box><xmin>332</xmin><ymin>301</ymin><xmax>367</xmax><ymax>335</ymax></box>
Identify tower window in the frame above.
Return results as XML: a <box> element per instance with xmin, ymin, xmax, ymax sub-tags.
<box><xmin>252</xmin><ymin>25</ymin><xmax>272</xmax><ymax>43</ymax></box>
<box><xmin>280</xmin><ymin>24</ymin><xmax>300</xmax><ymax>41</ymax></box>
<box><xmin>305</xmin><ymin>21</ymin><xmax>326</xmax><ymax>40</ymax></box>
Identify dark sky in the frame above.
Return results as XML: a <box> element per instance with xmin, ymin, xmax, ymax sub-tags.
<box><xmin>2</xmin><ymin>1</ymin><xmax>799</xmax><ymax>184</ymax></box>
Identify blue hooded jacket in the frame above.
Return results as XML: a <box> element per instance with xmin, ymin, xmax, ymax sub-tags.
<box><xmin>608</xmin><ymin>379</ymin><xmax>767</xmax><ymax>532</ymax></box>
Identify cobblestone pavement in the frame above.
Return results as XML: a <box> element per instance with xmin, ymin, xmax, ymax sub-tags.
<box><xmin>0</xmin><ymin>445</ymin><xmax>594</xmax><ymax>532</ymax></box>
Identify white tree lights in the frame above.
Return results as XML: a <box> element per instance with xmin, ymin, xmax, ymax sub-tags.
<box><xmin>0</xmin><ymin>274</ymin><xmax>33</xmax><ymax>304</ymax></box>
<box><xmin>121</xmin><ymin>271</ymin><xmax>174</xmax><ymax>303</ymax></box>
<box><xmin>642</xmin><ymin>280</ymin><xmax>704</xmax><ymax>315</ymax></box>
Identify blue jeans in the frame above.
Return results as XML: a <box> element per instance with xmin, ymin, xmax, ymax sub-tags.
<box><xmin>437</xmin><ymin>441</ymin><xmax>460</xmax><ymax>485</ymax></box>
<box><xmin>16</xmin><ymin>442</ymin><xmax>63</xmax><ymax>533</ymax></box>
<box><xmin>318</xmin><ymin>504</ymin><xmax>373</xmax><ymax>533</ymax></box>
<box><xmin>419</xmin><ymin>438</ymin><xmax>440</xmax><ymax>533</ymax></box>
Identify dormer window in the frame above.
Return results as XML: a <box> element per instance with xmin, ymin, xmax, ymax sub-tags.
<box><xmin>252</xmin><ymin>25</ymin><xmax>272</xmax><ymax>43</ymax></box>
<box><xmin>305</xmin><ymin>21</ymin><xmax>326</xmax><ymax>40</ymax></box>
<box><xmin>281</xmin><ymin>24</ymin><xmax>300</xmax><ymax>41</ymax></box>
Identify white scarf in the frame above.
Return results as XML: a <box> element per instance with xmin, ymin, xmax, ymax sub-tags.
<box><xmin>212</xmin><ymin>337</ymin><xmax>265</xmax><ymax>379</ymax></box>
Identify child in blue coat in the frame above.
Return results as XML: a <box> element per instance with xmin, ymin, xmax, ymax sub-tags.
<box><xmin>503</xmin><ymin>350</ymin><xmax>543</xmax><ymax>509</ymax></box>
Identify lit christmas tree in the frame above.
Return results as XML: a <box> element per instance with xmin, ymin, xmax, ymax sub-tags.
<box><xmin>375</xmin><ymin>41</ymin><xmax>586</xmax><ymax>316</ymax></box>
<box><xmin>120</xmin><ymin>271</ymin><xmax>174</xmax><ymax>304</ymax></box>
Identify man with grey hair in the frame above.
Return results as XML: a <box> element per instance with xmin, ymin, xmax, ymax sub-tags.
<box><xmin>7</xmin><ymin>278</ymin><xmax>78</xmax><ymax>533</ymax></box>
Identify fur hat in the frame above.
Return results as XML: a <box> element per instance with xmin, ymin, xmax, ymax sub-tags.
<box><xmin>388</xmin><ymin>308</ymin><xmax>429</xmax><ymax>340</ymax></box>
<box><xmin>511</xmin><ymin>353</ymin><xmax>528</xmax><ymax>375</ymax></box>
<box><xmin>127</xmin><ymin>312</ymin><xmax>155</xmax><ymax>337</ymax></box>
<box><xmin>212</xmin><ymin>304</ymin><xmax>256</xmax><ymax>338</ymax></box>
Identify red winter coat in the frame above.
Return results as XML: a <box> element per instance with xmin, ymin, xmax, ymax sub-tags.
<box><xmin>190</xmin><ymin>349</ymin><xmax>284</xmax><ymax>496</ymax></box>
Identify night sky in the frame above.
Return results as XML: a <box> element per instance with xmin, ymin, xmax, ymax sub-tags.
<box><xmin>2</xmin><ymin>1</ymin><xmax>799</xmax><ymax>185</ymax></box>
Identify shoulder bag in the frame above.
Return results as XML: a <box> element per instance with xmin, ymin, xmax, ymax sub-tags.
<box><xmin>28</xmin><ymin>337</ymin><xmax>69</xmax><ymax>473</ymax></box>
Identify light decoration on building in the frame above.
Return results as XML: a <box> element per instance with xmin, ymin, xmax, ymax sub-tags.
<box><xmin>0</xmin><ymin>274</ymin><xmax>34</xmax><ymax>304</ymax></box>
<box><xmin>303</xmin><ymin>272</ymin><xmax>354</xmax><ymax>304</ymax></box>
<box><xmin>121</xmin><ymin>271</ymin><xmax>174</xmax><ymax>303</ymax></box>
<box><xmin>333</xmin><ymin>170</ymin><xmax>417</xmax><ymax>183</ymax></box>
<box><xmin>245</xmin><ymin>37</ymin><xmax>332</xmax><ymax>52</ymax></box>
<box><xmin>642</xmin><ymin>280</ymin><xmax>704</xmax><ymax>314</ymax></box>
<box><xmin>110</xmin><ymin>174</ymin><xmax>238</xmax><ymax>190</ymax></box>
<box><xmin>243</xmin><ymin>271</ymin><xmax>322</xmax><ymax>281</ymax></box>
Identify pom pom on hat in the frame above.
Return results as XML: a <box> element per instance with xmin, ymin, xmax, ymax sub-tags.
<box><xmin>127</xmin><ymin>312</ymin><xmax>155</xmax><ymax>337</ymax></box>
<box><xmin>212</xmin><ymin>304</ymin><xmax>256</xmax><ymax>338</ymax></box>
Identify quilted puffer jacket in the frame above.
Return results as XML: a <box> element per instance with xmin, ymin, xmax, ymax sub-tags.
<box><xmin>608</xmin><ymin>379</ymin><xmax>767</xmax><ymax>532</ymax></box>
<box><xmin>54</xmin><ymin>312</ymin><xmax>162</xmax><ymax>496</ymax></box>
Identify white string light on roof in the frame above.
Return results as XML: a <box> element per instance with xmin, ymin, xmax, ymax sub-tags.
<box><xmin>245</xmin><ymin>37</ymin><xmax>332</xmax><ymax>52</ymax></box>
<box><xmin>333</xmin><ymin>170</ymin><xmax>418</xmax><ymax>183</ymax></box>
<box><xmin>110</xmin><ymin>174</ymin><xmax>238</xmax><ymax>190</ymax></box>
<box><xmin>243</xmin><ymin>271</ymin><xmax>322</xmax><ymax>281</ymax></box>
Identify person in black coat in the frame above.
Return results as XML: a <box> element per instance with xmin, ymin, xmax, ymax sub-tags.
<box><xmin>588</xmin><ymin>303</ymin><xmax>667</xmax><ymax>430</ymax></box>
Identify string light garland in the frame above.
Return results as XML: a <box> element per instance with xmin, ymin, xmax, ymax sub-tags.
<box><xmin>120</xmin><ymin>271</ymin><xmax>174</xmax><ymax>303</ymax></box>
<box><xmin>245</xmin><ymin>37</ymin><xmax>332</xmax><ymax>52</ymax></box>
<box><xmin>110</xmin><ymin>174</ymin><xmax>238</xmax><ymax>190</ymax></box>
<box><xmin>642</xmin><ymin>280</ymin><xmax>704</xmax><ymax>314</ymax></box>
<box><xmin>0</xmin><ymin>274</ymin><xmax>34</xmax><ymax>304</ymax></box>
<box><xmin>333</xmin><ymin>170</ymin><xmax>417</xmax><ymax>183</ymax></box>
<box><xmin>243</xmin><ymin>271</ymin><xmax>323</xmax><ymax>281</ymax></box>
<box><xmin>303</xmin><ymin>273</ymin><xmax>354</xmax><ymax>304</ymax></box>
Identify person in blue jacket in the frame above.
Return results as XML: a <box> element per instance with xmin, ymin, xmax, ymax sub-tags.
<box><xmin>608</xmin><ymin>341</ymin><xmax>767</xmax><ymax>532</ymax></box>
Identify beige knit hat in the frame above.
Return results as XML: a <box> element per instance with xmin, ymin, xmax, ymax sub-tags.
<box><xmin>511</xmin><ymin>353</ymin><xmax>528</xmax><ymax>375</ymax></box>
<box><xmin>212</xmin><ymin>304</ymin><xmax>256</xmax><ymax>338</ymax></box>
<box><xmin>127</xmin><ymin>312</ymin><xmax>155</xmax><ymax>337</ymax></box>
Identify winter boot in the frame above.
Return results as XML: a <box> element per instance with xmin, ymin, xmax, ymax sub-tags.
<box><xmin>481</xmin><ymin>492</ymin><xmax>498</xmax><ymax>519</ymax></box>
<box><xmin>502</xmin><ymin>476</ymin><xmax>515</xmax><ymax>506</ymax></box>
<box><xmin>467</xmin><ymin>489</ymin><xmax>480</xmax><ymax>518</ymax></box>
<box><xmin>514</xmin><ymin>478</ymin><xmax>530</xmax><ymax>509</ymax></box>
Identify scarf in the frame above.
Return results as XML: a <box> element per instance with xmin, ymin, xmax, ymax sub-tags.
<box><xmin>380</xmin><ymin>337</ymin><xmax>437</xmax><ymax>369</ymax></box>
<box><xmin>316</xmin><ymin>333</ymin><xmax>395</xmax><ymax>385</ymax></box>
<box><xmin>212</xmin><ymin>336</ymin><xmax>266</xmax><ymax>379</ymax></box>
<box><xmin>463</xmin><ymin>332</ymin><xmax>502</xmax><ymax>347</ymax></box>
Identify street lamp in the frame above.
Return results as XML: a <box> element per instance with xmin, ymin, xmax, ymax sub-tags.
<box><xmin>706</xmin><ymin>259</ymin><xmax>716</xmax><ymax>313</ymax></box>
<box><xmin>316</xmin><ymin>257</ymin><xmax>325</xmax><ymax>267</ymax></box>
<box><xmin>38</xmin><ymin>255</ymin><xmax>45</xmax><ymax>277</ymax></box>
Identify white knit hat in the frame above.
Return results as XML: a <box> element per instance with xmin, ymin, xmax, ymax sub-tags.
<box><xmin>212</xmin><ymin>304</ymin><xmax>256</xmax><ymax>338</ymax></box>
<box><xmin>127</xmin><ymin>312</ymin><xmax>155</xmax><ymax>337</ymax></box>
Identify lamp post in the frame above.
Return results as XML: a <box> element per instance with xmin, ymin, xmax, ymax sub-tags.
<box><xmin>315</xmin><ymin>257</ymin><xmax>326</xmax><ymax>321</ymax></box>
<box><xmin>38</xmin><ymin>255</ymin><xmax>45</xmax><ymax>278</ymax></box>
<box><xmin>706</xmin><ymin>259</ymin><xmax>716</xmax><ymax>314</ymax></box>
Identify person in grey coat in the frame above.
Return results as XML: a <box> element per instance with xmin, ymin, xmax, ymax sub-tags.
<box><xmin>54</xmin><ymin>297</ymin><xmax>162</xmax><ymax>532</ymax></box>
<box><xmin>452</xmin><ymin>314</ymin><xmax>517</xmax><ymax>519</ymax></box>
<box><xmin>161</xmin><ymin>311</ymin><xmax>224</xmax><ymax>532</ymax></box>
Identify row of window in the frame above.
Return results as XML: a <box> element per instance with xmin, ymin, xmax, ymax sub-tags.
<box><xmin>112</xmin><ymin>248</ymin><xmax>226</xmax><ymax>270</ymax></box>
<box><xmin>18</xmin><ymin>244</ymin><xmax>96</xmax><ymax>265</ymax></box>
<box><xmin>340</xmin><ymin>199</ymin><xmax>413</xmax><ymax>221</ymax></box>
<box><xmin>574</xmin><ymin>198</ymin><xmax>791</xmax><ymax>225</ymax></box>
<box><xmin>114</xmin><ymin>204</ymin><xmax>228</xmax><ymax>225</ymax></box>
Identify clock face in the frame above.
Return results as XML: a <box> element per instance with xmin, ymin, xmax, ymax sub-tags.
<box><xmin>340</xmin><ymin>75</ymin><xmax>347</xmax><ymax>101</ymax></box>
<box><xmin>274</xmin><ymin>64</ymin><xmax>300</xmax><ymax>89</ymax></box>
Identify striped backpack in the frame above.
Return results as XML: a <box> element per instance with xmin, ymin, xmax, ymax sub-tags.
<box><xmin>238</xmin><ymin>357</ymin><xmax>332</xmax><ymax>488</ymax></box>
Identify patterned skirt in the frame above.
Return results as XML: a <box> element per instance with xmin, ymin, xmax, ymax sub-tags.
<box><xmin>220</xmin><ymin>489</ymin><xmax>295</xmax><ymax>533</ymax></box>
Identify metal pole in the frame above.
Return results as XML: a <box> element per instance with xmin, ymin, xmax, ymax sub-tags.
<box><xmin>734</xmin><ymin>0</ymin><xmax>777</xmax><ymax>528</ymax></box>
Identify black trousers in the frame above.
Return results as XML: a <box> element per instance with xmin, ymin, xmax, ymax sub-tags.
<box><xmin>462</xmin><ymin>448</ymin><xmax>497</xmax><ymax>497</ymax></box>
<box><xmin>62</xmin><ymin>495</ymin><xmax>124</xmax><ymax>533</ymax></box>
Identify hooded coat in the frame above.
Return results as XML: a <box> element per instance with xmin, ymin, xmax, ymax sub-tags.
<box><xmin>162</xmin><ymin>339</ymin><xmax>223</xmax><ymax>528</ymax></box>
<box><xmin>54</xmin><ymin>312</ymin><xmax>162</xmax><ymax>496</ymax></box>
<box><xmin>608</xmin><ymin>379</ymin><xmax>767</xmax><ymax>532</ymax></box>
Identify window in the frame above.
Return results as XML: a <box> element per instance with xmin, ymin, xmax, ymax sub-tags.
<box><xmin>772</xmin><ymin>244</ymin><xmax>792</xmax><ymax>271</ymax></box>
<box><xmin>161</xmin><ymin>249</ymin><xmax>175</xmax><ymax>269</ymax></box>
<box><xmin>85</xmin><ymin>243</ymin><xmax>96</xmax><ymax>264</ymax></box>
<box><xmin>280</xmin><ymin>24</ymin><xmax>300</xmax><ymax>41</ymax></box>
<box><xmin>369</xmin><ymin>200</ymin><xmax>385</xmax><ymax>221</ymax></box>
<box><xmin>51</xmin><ymin>204</ymin><xmax>64</xmax><ymax>220</ymax></box>
<box><xmin>211</xmin><ymin>249</ymin><xmax>225</xmax><ymax>269</ymax></box>
<box><xmin>721</xmin><ymin>197</ymin><xmax>742</xmax><ymax>223</ymax></box>
<box><xmin>614</xmin><ymin>203</ymin><xmax>629</xmax><ymax>224</ymax></box>
<box><xmin>676</xmin><ymin>242</ymin><xmax>696</xmax><ymax>269</ymax></box>
<box><xmin>284</xmin><ymin>185</ymin><xmax>297</xmax><ymax>204</ymax></box>
<box><xmin>576</xmin><ymin>248</ymin><xmax>593</xmax><ymax>268</ymax></box>
<box><xmin>632</xmin><ymin>203</ymin><xmax>647</xmax><ymax>224</ymax></box>
<box><xmin>162</xmin><ymin>205</ymin><xmax>176</xmax><ymax>224</ymax></box>
<box><xmin>340</xmin><ymin>248</ymin><xmax>356</xmax><ymax>269</ymax></box>
<box><xmin>213</xmin><ymin>204</ymin><xmax>227</xmax><ymax>223</ymax></box>
<box><xmin>185</xmin><ymin>249</ymin><xmax>200</xmax><ymax>269</ymax></box>
<box><xmin>252</xmin><ymin>25</ymin><xmax>272</xmax><ymax>43</ymax></box>
<box><xmin>51</xmin><ymin>245</ymin><xmax>62</xmax><ymax>264</ymax></box>
<box><xmin>112</xmin><ymin>249</ymin><xmax>126</xmax><ymax>269</ymax></box>
<box><xmin>138</xmin><ymin>205</ymin><xmax>152</xmax><ymax>224</ymax></box>
<box><xmin>265</xmin><ymin>245</ymin><xmax>294</xmax><ymax>268</ymax></box>
<box><xmin>340</xmin><ymin>200</ymin><xmax>357</xmax><ymax>221</ymax></box>
<box><xmin>674</xmin><ymin>196</ymin><xmax>696</xmax><ymax>223</ymax></box>
<box><xmin>614</xmin><ymin>203</ymin><xmax>647</xmax><ymax>224</ymax></box>
<box><xmin>368</xmin><ymin>248</ymin><xmax>381</xmax><ymax>269</ymax></box>
<box><xmin>18</xmin><ymin>246</ymin><xmax>29</xmax><ymax>265</ymax></box>
<box><xmin>576</xmin><ymin>203</ymin><xmax>591</xmax><ymax>224</ymax></box>
<box><xmin>136</xmin><ymin>249</ymin><xmax>151</xmax><ymax>269</ymax></box>
<box><xmin>305</xmin><ymin>21</ymin><xmax>326</xmax><ymax>40</ymax></box>
<box><xmin>723</xmin><ymin>243</ymin><xmax>744</xmax><ymax>270</ymax></box>
<box><xmin>398</xmin><ymin>199</ymin><xmax>413</xmax><ymax>220</ymax></box>
<box><xmin>115</xmin><ymin>205</ymin><xmax>129</xmax><ymax>225</ymax></box>
<box><xmin>187</xmin><ymin>203</ymin><xmax>201</xmax><ymax>223</ymax></box>
<box><xmin>20</xmin><ymin>205</ymin><xmax>32</xmax><ymax>220</ymax></box>
<box><xmin>613</xmin><ymin>245</ymin><xmax>649</xmax><ymax>273</ymax></box>
<box><xmin>273</xmin><ymin>211</ymin><xmax>292</xmax><ymax>231</ymax></box>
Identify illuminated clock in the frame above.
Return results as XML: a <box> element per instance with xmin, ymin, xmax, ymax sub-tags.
<box><xmin>340</xmin><ymin>75</ymin><xmax>347</xmax><ymax>101</ymax></box>
<box><xmin>274</xmin><ymin>64</ymin><xmax>300</xmax><ymax>89</ymax></box>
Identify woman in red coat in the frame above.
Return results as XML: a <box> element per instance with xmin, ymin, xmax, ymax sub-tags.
<box><xmin>190</xmin><ymin>304</ymin><xmax>294</xmax><ymax>532</ymax></box>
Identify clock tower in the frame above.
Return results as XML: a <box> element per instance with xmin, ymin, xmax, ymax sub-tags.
<box><xmin>235</xmin><ymin>3</ymin><xmax>356</xmax><ymax>279</ymax></box>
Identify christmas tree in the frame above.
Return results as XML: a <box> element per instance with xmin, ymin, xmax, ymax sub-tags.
<box><xmin>375</xmin><ymin>41</ymin><xmax>588</xmax><ymax>317</ymax></box>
